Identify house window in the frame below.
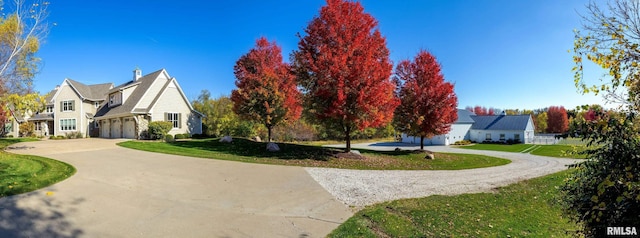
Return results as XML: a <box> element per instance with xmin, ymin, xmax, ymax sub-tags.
<box><xmin>109</xmin><ymin>94</ymin><xmax>115</xmax><ymax>106</ymax></box>
<box><xmin>499</xmin><ymin>134</ymin><xmax>506</xmax><ymax>141</ymax></box>
<box><xmin>60</xmin><ymin>119</ymin><xmax>76</xmax><ymax>131</ymax></box>
<box><xmin>485</xmin><ymin>133</ymin><xmax>491</xmax><ymax>141</ymax></box>
<box><xmin>35</xmin><ymin>123</ymin><xmax>42</xmax><ymax>131</ymax></box>
<box><xmin>514</xmin><ymin>134</ymin><xmax>520</xmax><ymax>141</ymax></box>
<box><xmin>95</xmin><ymin>102</ymin><xmax>100</xmax><ymax>108</ymax></box>
<box><xmin>62</xmin><ymin>100</ymin><xmax>74</xmax><ymax>112</ymax></box>
<box><xmin>46</xmin><ymin>106</ymin><xmax>54</xmax><ymax>113</ymax></box>
<box><xmin>167</xmin><ymin>113</ymin><xmax>180</xmax><ymax>128</ymax></box>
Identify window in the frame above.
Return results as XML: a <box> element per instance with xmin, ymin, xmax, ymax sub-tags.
<box><xmin>95</xmin><ymin>102</ymin><xmax>100</xmax><ymax>108</ymax></box>
<box><xmin>166</xmin><ymin>113</ymin><xmax>180</xmax><ymax>128</ymax></box>
<box><xmin>485</xmin><ymin>133</ymin><xmax>491</xmax><ymax>140</ymax></box>
<box><xmin>60</xmin><ymin>119</ymin><xmax>76</xmax><ymax>131</ymax></box>
<box><xmin>514</xmin><ymin>134</ymin><xmax>520</xmax><ymax>141</ymax></box>
<box><xmin>35</xmin><ymin>123</ymin><xmax>42</xmax><ymax>131</ymax></box>
<box><xmin>499</xmin><ymin>134</ymin><xmax>506</xmax><ymax>141</ymax></box>
<box><xmin>61</xmin><ymin>100</ymin><xmax>74</xmax><ymax>112</ymax></box>
<box><xmin>46</xmin><ymin>106</ymin><xmax>54</xmax><ymax>113</ymax></box>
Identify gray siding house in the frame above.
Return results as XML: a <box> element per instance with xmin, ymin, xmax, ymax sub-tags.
<box><xmin>94</xmin><ymin>68</ymin><xmax>203</xmax><ymax>139</ymax></box>
<box><xmin>28</xmin><ymin>68</ymin><xmax>202</xmax><ymax>139</ymax></box>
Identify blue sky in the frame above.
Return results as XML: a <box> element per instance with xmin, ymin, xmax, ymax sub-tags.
<box><xmin>32</xmin><ymin>0</ymin><xmax>606</xmax><ymax>110</ymax></box>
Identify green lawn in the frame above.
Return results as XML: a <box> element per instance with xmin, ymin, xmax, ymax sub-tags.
<box><xmin>329</xmin><ymin>169</ymin><xmax>579</xmax><ymax>237</ymax></box>
<box><xmin>0</xmin><ymin>138</ymin><xmax>76</xmax><ymax>197</ymax></box>
<box><xmin>457</xmin><ymin>143</ymin><xmax>534</xmax><ymax>153</ymax></box>
<box><xmin>530</xmin><ymin>145</ymin><xmax>587</xmax><ymax>159</ymax></box>
<box><xmin>458</xmin><ymin>143</ymin><xmax>587</xmax><ymax>159</ymax></box>
<box><xmin>118</xmin><ymin>138</ymin><xmax>510</xmax><ymax>170</ymax></box>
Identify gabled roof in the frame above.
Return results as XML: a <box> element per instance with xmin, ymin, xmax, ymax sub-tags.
<box><xmin>65</xmin><ymin>79</ymin><xmax>113</xmax><ymax>101</ymax></box>
<box><xmin>95</xmin><ymin>69</ymin><xmax>170</xmax><ymax>118</ymax></box>
<box><xmin>470</xmin><ymin>115</ymin><xmax>532</xmax><ymax>131</ymax></box>
<box><xmin>44</xmin><ymin>88</ymin><xmax>57</xmax><ymax>104</ymax></box>
<box><xmin>455</xmin><ymin>109</ymin><xmax>476</xmax><ymax>124</ymax></box>
<box><xmin>28</xmin><ymin>113</ymin><xmax>54</xmax><ymax>121</ymax></box>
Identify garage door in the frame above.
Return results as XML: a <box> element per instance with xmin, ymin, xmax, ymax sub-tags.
<box><xmin>123</xmin><ymin>118</ymin><xmax>136</xmax><ymax>139</ymax></box>
<box><xmin>111</xmin><ymin>120</ymin><xmax>121</xmax><ymax>138</ymax></box>
<box><xmin>101</xmin><ymin>122</ymin><xmax>110</xmax><ymax>138</ymax></box>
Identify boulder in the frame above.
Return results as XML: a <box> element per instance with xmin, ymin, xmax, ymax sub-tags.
<box><xmin>219</xmin><ymin>136</ymin><xmax>233</xmax><ymax>143</ymax></box>
<box><xmin>350</xmin><ymin>150</ymin><xmax>361</xmax><ymax>155</ymax></box>
<box><xmin>424</xmin><ymin>150</ymin><xmax>435</xmax><ymax>160</ymax></box>
<box><xmin>266</xmin><ymin>142</ymin><xmax>280</xmax><ymax>152</ymax></box>
<box><xmin>394</xmin><ymin>147</ymin><xmax>402</xmax><ymax>151</ymax></box>
<box><xmin>253</xmin><ymin>136</ymin><xmax>262</xmax><ymax>142</ymax></box>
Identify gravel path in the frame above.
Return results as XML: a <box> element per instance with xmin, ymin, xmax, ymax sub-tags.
<box><xmin>305</xmin><ymin>142</ymin><xmax>580</xmax><ymax>207</ymax></box>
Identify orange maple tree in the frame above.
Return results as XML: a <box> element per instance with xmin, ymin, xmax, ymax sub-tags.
<box><xmin>394</xmin><ymin>50</ymin><xmax>458</xmax><ymax>149</ymax></box>
<box><xmin>294</xmin><ymin>0</ymin><xmax>398</xmax><ymax>152</ymax></box>
<box><xmin>546</xmin><ymin>106</ymin><xmax>569</xmax><ymax>133</ymax></box>
<box><xmin>231</xmin><ymin>37</ymin><xmax>301</xmax><ymax>142</ymax></box>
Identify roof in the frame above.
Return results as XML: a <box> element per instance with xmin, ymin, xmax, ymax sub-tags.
<box><xmin>455</xmin><ymin>109</ymin><xmax>476</xmax><ymax>124</ymax></box>
<box><xmin>66</xmin><ymin>79</ymin><xmax>113</xmax><ymax>101</ymax></box>
<box><xmin>44</xmin><ymin>88</ymin><xmax>57</xmax><ymax>104</ymax></box>
<box><xmin>470</xmin><ymin>115</ymin><xmax>532</xmax><ymax>131</ymax></box>
<box><xmin>28</xmin><ymin>113</ymin><xmax>54</xmax><ymax>121</ymax></box>
<box><xmin>95</xmin><ymin>69</ymin><xmax>167</xmax><ymax>118</ymax></box>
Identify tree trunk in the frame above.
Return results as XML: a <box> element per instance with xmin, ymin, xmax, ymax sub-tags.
<box><xmin>420</xmin><ymin>135</ymin><xmax>425</xmax><ymax>150</ymax></box>
<box><xmin>267</xmin><ymin>125</ymin><xmax>272</xmax><ymax>142</ymax></box>
<box><xmin>345</xmin><ymin>126</ymin><xmax>351</xmax><ymax>153</ymax></box>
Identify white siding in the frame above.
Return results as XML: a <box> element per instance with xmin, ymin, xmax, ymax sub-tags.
<box><xmin>149</xmin><ymin>80</ymin><xmax>197</xmax><ymax>135</ymax></box>
<box><xmin>136</xmin><ymin>74</ymin><xmax>168</xmax><ymax>109</ymax></box>
<box><xmin>470</xmin><ymin>130</ymin><xmax>525</xmax><ymax>143</ymax></box>
<box><xmin>400</xmin><ymin>123</ymin><xmax>471</xmax><ymax>146</ymax></box>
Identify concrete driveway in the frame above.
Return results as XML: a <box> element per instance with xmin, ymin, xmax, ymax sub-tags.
<box><xmin>1</xmin><ymin>139</ymin><xmax>353</xmax><ymax>238</ymax></box>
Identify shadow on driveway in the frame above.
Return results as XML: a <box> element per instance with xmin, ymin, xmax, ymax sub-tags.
<box><xmin>0</xmin><ymin>189</ymin><xmax>84</xmax><ymax>238</ymax></box>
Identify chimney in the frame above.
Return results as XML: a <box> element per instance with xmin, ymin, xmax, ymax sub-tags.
<box><xmin>133</xmin><ymin>67</ymin><xmax>142</xmax><ymax>81</ymax></box>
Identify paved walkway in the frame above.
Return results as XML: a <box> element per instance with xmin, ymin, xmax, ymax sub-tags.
<box><xmin>1</xmin><ymin>139</ymin><xmax>352</xmax><ymax>238</ymax></box>
<box><xmin>313</xmin><ymin>142</ymin><xmax>581</xmax><ymax>206</ymax></box>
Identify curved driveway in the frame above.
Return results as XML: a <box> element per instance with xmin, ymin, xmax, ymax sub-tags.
<box><xmin>312</xmin><ymin>142</ymin><xmax>580</xmax><ymax>206</ymax></box>
<box><xmin>2</xmin><ymin>139</ymin><xmax>352</xmax><ymax>238</ymax></box>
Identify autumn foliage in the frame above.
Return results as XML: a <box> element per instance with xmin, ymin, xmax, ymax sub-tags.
<box><xmin>546</xmin><ymin>106</ymin><xmax>568</xmax><ymax>133</ymax></box>
<box><xmin>294</xmin><ymin>0</ymin><xmax>398</xmax><ymax>152</ymax></box>
<box><xmin>465</xmin><ymin>106</ymin><xmax>496</xmax><ymax>115</ymax></box>
<box><xmin>231</xmin><ymin>37</ymin><xmax>301</xmax><ymax>142</ymax></box>
<box><xmin>394</xmin><ymin>50</ymin><xmax>458</xmax><ymax>149</ymax></box>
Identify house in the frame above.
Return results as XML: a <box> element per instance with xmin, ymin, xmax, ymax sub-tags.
<box><xmin>4</xmin><ymin>106</ymin><xmax>26</xmax><ymax>137</ymax></box>
<box><xmin>94</xmin><ymin>68</ymin><xmax>203</xmax><ymax>139</ymax></box>
<box><xmin>401</xmin><ymin>109</ymin><xmax>535</xmax><ymax>145</ymax></box>
<box><xmin>29</xmin><ymin>79</ymin><xmax>113</xmax><ymax>137</ymax></box>
<box><xmin>26</xmin><ymin>68</ymin><xmax>203</xmax><ymax>139</ymax></box>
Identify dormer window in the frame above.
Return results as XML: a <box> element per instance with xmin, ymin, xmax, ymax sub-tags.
<box><xmin>95</xmin><ymin>102</ymin><xmax>100</xmax><ymax>108</ymax></box>
<box><xmin>109</xmin><ymin>94</ymin><xmax>115</xmax><ymax>106</ymax></box>
<box><xmin>46</xmin><ymin>105</ymin><xmax>53</xmax><ymax>113</ymax></box>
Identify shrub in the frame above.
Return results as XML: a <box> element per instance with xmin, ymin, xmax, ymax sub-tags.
<box><xmin>183</xmin><ymin>133</ymin><xmax>191</xmax><ymax>138</ymax></box>
<box><xmin>49</xmin><ymin>135</ymin><xmax>55</xmax><ymax>140</ymax></box>
<box><xmin>19</xmin><ymin>122</ymin><xmax>35</xmax><ymax>137</ymax></box>
<box><xmin>560</xmin><ymin>112</ymin><xmax>640</xmax><ymax>236</ymax></box>
<box><xmin>174</xmin><ymin>134</ymin><xmax>185</xmax><ymax>140</ymax></box>
<box><xmin>65</xmin><ymin>131</ymin><xmax>83</xmax><ymax>139</ymax></box>
<box><xmin>148</xmin><ymin>121</ymin><xmax>173</xmax><ymax>140</ymax></box>
<box><xmin>56</xmin><ymin>135</ymin><xmax>65</xmax><ymax>139</ymax></box>
<box><xmin>192</xmin><ymin>133</ymin><xmax>205</xmax><ymax>139</ymax></box>
<box><xmin>164</xmin><ymin>134</ymin><xmax>174</xmax><ymax>142</ymax></box>
<box><xmin>453</xmin><ymin>140</ymin><xmax>471</xmax><ymax>145</ymax></box>
<box><xmin>7</xmin><ymin>135</ymin><xmax>13</xmax><ymax>138</ymax></box>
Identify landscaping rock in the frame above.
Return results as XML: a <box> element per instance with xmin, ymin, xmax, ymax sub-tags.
<box><xmin>253</xmin><ymin>136</ymin><xmax>262</xmax><ymax>142</ymax></box>
<box><xmin>424</xmin><ymin>150</ymin><xmax>435</xmax><ymax>160</ymax></box>
<box><xmin>219</xmin><ymin>136</ymin><xmax>233</xmax><ymax>143</ymax></box>
<box><xmin>266</xmin><ymin>142</ymin><xmax>280</xmax><ymax>152</ymax></box>
<box><xmin>394</xmin><ymin>147</ymin><xmax>402</xmax><ymax>151</ymax></box>
<box><xmin>350</xmin><ymin>150</ymin><xmax>361</xmax><ymax>155</ymax></box>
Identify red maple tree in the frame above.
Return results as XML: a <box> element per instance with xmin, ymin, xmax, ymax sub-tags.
<box><xmin>294</xmin><ymin>0</ymin><xmax>398</xmax><ymax>152</ymax></box>
<box><xmin>231</xmin><ymin>37</ymin><xmax>302</xmax><ymax>142</ymax></box>
<box><xmin>467</xmin><ymin>106</ymin><xmax>496</xmax><ymax>116</ymax></box>
<box><xmin>547</xmin><ymin>106</ymin><xmax>569</xmax><ymax>133</ymax></box>
<box><xmin>394</xmin><ymin>50</ymin><xmax>458</xmax><ymax>149</ymax></box>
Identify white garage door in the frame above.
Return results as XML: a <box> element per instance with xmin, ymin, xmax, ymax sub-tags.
<box><xmin>101</xmin><ymin>122</ymin><xmax>110</xmax><ymax>138</ymax></box>
<box><xmin>111</xmin><ymin>120</ymin><xmax>121</xmax><ymax>138</ymax></box>
<box><xmin>123</xmin><ymin>118</ymin><xmax>136</xmax><ymax>139</ymax></box>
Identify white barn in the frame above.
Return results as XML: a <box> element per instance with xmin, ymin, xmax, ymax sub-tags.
<box><xmin>401</xmin><ymin>109</ymin><xmax>535</xmax><ymax>145</ymax></box>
